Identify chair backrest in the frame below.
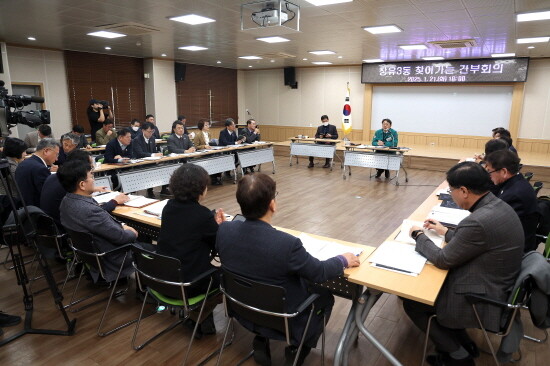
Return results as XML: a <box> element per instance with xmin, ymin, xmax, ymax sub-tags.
<box><xmin>500</xmin><ymin>276</ymin><xmax>533</xmax><ymax>333</ymax></box>
<box><xmin>524</xmin><ymin>172</ymin><xmax>534</xmax><ymax>182</ymax></box>
<box><xmin>34</xmin><ymin>213</ymin><xmax>65</xmax><ymax>257</ymax></box>
<box><xmin>220</xmin><ymin>268</ymin><xmax>288</xmax><ymax>336</ymax></box>
<box><xmin>131</xmin><ymin>245</ymin><xmax>186</xmax><ymax>300</ymax></box>
<box><xmin>66</xmin><ymin>229</ymin><xmax>106</xmax><ymax>278</ymax></box>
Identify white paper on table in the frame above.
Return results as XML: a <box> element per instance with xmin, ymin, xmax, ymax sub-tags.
<box><xmin>428</xmin><ymin>205</ymin><xmax>470</xmax><ymax>226</ymax></box>
<box><xmin>93</xmin><ymin>191</ymin><xmax>121</xmax><ymax>204</ymax></box>
<box><xmin>369</xmin><ymin>241</ymin><xmax>427</xmax><ymax>276</ymax></box>
<box><xmin>209</xmin><ymin>146</ymin><xmax>225</xmax><ymax>150</ymax></box>
<box><xmin>395</xmin><ymin>219</ymin><xmax>445</xmax><ymax>248</ymax></box>
<box><xmin>254</xmin><ymin>141</ymin><xmax>267</xmax><ymax>144</ymax></box>
<box><xmin>142</xmin><ymin>156</ymin><xmax>162</xmax><ymax>161</ymax></box>
<box><xmin>356</xmin><ymin>144</ymin><xmax>368</xmax><ymax>148</ymax></box>
<box><xmin>143</xmin><ymin>200</ymin><xmax>169</xmax><ymax>217</ymax></box>
<box><xmin>123</xmin><ymin>195</ymin><xmax>158</xmax><ymax>208</ymax></box>
<box><xmin>298</xmin><ymin>233</ymin><xmax>363</xmax><ymax>261</ymax></box>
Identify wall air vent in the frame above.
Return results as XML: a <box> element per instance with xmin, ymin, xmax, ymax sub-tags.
<box><xmin>258</xmin><ymin>52</ymin><xmax>296</xmax><ymax>59</ymax></box>
<box><xmin>428</xmin><ymin>39</ymin><xmax>477</xmax><ymax>49</ymax></box>
<box><xmin>98</xmin><ymin>22</ymin><xmax>161</xmax><ymax>36</ymax></box>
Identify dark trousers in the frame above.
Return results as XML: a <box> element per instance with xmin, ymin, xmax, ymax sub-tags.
<box><xmin>402</xmin><ymin>298</ymin><xmax>473</xmax><ymax>353</ymax></box>
<box><xmin>309</xmin><ymin>157</ymin><xmax>331</xmax><ymax>165</ymax></box>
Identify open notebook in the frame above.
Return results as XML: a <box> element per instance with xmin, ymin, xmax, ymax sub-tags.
<box><xmin>142</xmin><ymin>200</ymin><xmax>169</xmax><ymax>217</ymax></box>
<box><xmin>298</xmin><ymin>233</ymin><xmax>363</xmax><ymax>261</ymax></box>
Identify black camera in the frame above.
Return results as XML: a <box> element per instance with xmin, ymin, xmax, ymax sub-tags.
<box><xmin>100</xmin><ymin>100</ymin><xmax>109</xmax><ymax>109</ymax></box>
<box><xmin>0</xmin><ymin>80</ymin><xmax>51</xmax><ymax>137</ymax></box>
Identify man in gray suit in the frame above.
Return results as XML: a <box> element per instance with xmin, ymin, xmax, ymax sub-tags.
<box><xmin>166</xmin><ymin>120</ymin><xmax>195</xmax><ymax>154</ymax></box>
<box><xmin>59</xmin><ymin>160</ymin><xmax>139</xmax><ymax>283</ymax></box>
<box><xmin>406</xmin><ymin>162</ymin><xmax>524</xmax><ymax>366</ymax></box>
<box><xmin>24</xmin><ymin>124</ymin><xmax>53</xmax><ymax>153</ymax></box>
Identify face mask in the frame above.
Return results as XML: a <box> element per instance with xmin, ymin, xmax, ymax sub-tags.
<box><xmin>132</xmin><ymin>126</ymin><xmax>139</xmax><ymax>131</ymax></box>
<box><xmin>322</xmin><ymin>122</ymin><xmax>329</xmax><ymax>127</ymax></box>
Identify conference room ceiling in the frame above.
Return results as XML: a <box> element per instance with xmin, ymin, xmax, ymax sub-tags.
<box><xmin>1</xmin><ymin>0</ymin><xmax>549</xmax><ymax>69</ymax></box>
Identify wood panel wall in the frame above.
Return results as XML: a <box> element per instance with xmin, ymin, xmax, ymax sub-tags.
<box><xmin>176</xmin><ymin>64</ymin><xmax>237</xmax><ymax>124</ymax></box>
<box><xmin>65</xmin><ymin>51</ymin><xmax>146</xmax><ymax>134</ymax></box>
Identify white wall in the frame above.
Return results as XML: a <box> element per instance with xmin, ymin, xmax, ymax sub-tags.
<box><xmin>6</xmin><ymin>46</ymin><xmax>72</xmax><ymax>139</ymax></box>
<box><xmin>0</xmin><ymin>42</ymin><xmax>15</xmax><ymax>137</ymax></box>
<box><xmin>519</xmin><ymin>59</ymin><xmax>550</xmax><ymax>140</ymax></box>
<box><xmin>144</xmin><ymin>59</ymin><xmax>178</xmax><ymax>133</ymax></box>
<box><xmin>238</xmin><ymin>66</ymin><xmax>365</xmax><ymax>129</ymax></box>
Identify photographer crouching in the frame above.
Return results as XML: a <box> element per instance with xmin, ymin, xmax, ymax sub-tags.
<box><xmin>87</xmin><ymin>99</ymin><xmax>113</xmax><ymax>142</ymax></box>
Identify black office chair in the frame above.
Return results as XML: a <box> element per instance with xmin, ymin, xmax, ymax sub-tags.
<box><xmin>524</xmin><ymin>172</ymin><xmax>534</xmax><ymax>182</ymax></box>
<box><xmin>131</xmin><ymin>246</ymin><xmax>220</xmax><ymax>365</ymax></box>
<box><xmin>533</xmin><ymin>181</ymin><xmax>543</xmax><ymax>197</ymax></box>
<box><xmin>65</xmin><ymin>229</ymin><xmax>134</xmax><ymax>337</ymax></box>
<box><xmin>216</xmin><ymin>268</ymin><xmax>325</xmax><ymax>366</ymax></box>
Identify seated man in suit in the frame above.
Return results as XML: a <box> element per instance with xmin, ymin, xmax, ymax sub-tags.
<box><xmin>177</xmin><ymin>115</ymin><xmax>191</xmax><ymax>136</ymax></box>
<box><xmin>24</xmin><ymin>124</ymin><xmax>53</xmax><ymax>153</ymax></box>
<box><xmin>484</xmin><ymin>150</ymin><xmax>538</xmax><ymax>252</ymax></box>
<box><xmin>129</xmin><ymin>119</ymin><xmax>141</xmax><ymax>140</ymax></box>
<box><xmin>55</xmin><ymin>133</ymin><xmax>79</xmax><ymax>166</ymax></box>
<box><xmin>167</xmin><ymin>121</ymin><xmax>195</xmax><ymax>154</ymax></box>
<box><xmin>95</xmin><ymin>120</ymin><xmax>117</xmax><ymax>145</ymax></box>
<box><xmin>15</xmin><ymin>138</ymin><xmax>59</xmax><ymax>206</ymax></box>
<box><xmin>216</xmin><ymin>173</ymin><xmax>360</xmax><ymax>366</ymax></box>
<box><xmin>144</xmin><ymin>114</ymin><xmax>161</xmax><ymax>139</ymax></box>
<box><xmin>104</xmin><ymin>128</ymin><xmax>133</xmax><ymax>163</ymax></box>
<box><xmin>70</xmin><ymin>125</ymin><xmax>91</xmax><ymax>149</ymax></box>
<box><xmin>219</xmin><ymin>118</ymin><xmax>246</xmax><ymax>146</ymax></box>
<box><xmin>240</xmin><ymin>119</ymin><xmax>261</xmax><ymax>174</ymax></box>
<box><xmin>309</xmin><ymin>115</ymin><xmax>338</xmax><ymax>168</ymax></box>
<box><xmin>41</xmin><ymin>150</ymin><xmax>128</xmax><ymax>229</ymax></box>
<box><xmin>406</xmin><ymin>162</ymin><xmax>524</xmax><ymax>366</ymax></box>
<box><xmin>133</xmin><ymin>122</ymin><xmax>162</xmax><ymax>197</ymax></box>
<box><xmin>59</xmin><ymin>159</ymin><xmax>139</xmax><ymax>283</ymax></box>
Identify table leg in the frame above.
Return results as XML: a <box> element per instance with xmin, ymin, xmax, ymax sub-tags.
<box><xmin>289</xmin><ymin>154</ymin><xmax>293</xmax><ymax>166</ymax></box>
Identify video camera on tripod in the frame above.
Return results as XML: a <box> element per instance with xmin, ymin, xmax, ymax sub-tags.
<box><xmin>0</xmin><ymin>80</ymin><xmax>51</xmax><ymax>137</ymax></box>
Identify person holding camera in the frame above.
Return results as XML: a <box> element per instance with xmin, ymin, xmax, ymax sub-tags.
<box><xmin>87</xmin><ymin>99</ymin><xmax>113</xmax><ymax>142</ymax></box>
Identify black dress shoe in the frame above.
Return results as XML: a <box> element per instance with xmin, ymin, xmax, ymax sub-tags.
<box><xmin>0</xmin><ymin>312</ymin><xmax>22</xmax><ymax>327</ymax></box>
<box><xmin>308</xmin><ymin>162</ymin><xmax>314</xmax><ymax>168</ymax></box>
<box><xmin>375</xmin><ymin>171</ymin><xmax>382</xmax><ymax>178</ymax></box>
<box><xmin>253</xmin><ymin>336</ymin><xmax>271</xmax><ymax>366</ymax></box>
<box><xmin>384</xmin><ymin>170</ymin><xmax>390</xmax><ymax>178</ymax></box>
<box><xmin>426</xmin><ymin>353</ymin><xmax>475</xmax><ymax>366</ymax></box>
<box><xmin>463</xmin><ymin>342</ymin><xmax>480</xmax><ymax>358</ymax></box>
<box><xmin>250</xmin><ymin>166</ymin><xmax>255</xmax><ymax>172</ymax></box>
<box><xmin>199</xmin><ymin>313</ymin><xmax>216</xmax><ymax>335</ymax></box>
<box><xmin>284</xmin><ymin>345</ymin><xmax>311</xmax><ymax>366</ymax></box>
<box><xmin>322</xmin><ymin>163</ymin><xmax>330</xmax><ymax>168</ymax></box>
<box><xmin>159</xmin><ymin>188</ymin><xmax>171</xmax><ymax>196</ymax></box>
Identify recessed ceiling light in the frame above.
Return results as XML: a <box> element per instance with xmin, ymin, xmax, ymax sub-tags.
<box><xmin>304</xmin><ymin>0</ymin><xmax>353</xmax><ymax>5</ymax></box>
<box><xmin>217</xmin><ymin>61</ymin><xmax>222</xmax><ymax>64</ymax></box>
<box><xmin>87</xmin><ymin>30</ymin><xmax>126</xmax><ymax>39</ymax></box>
<box><xmin>422</xmin><ymin>56</ymin><xmax>444</xmax><ymax>61</ymax></box>
<box><xmin>528</xmin><ymin>46</ymin><xmax>535</xmax><ymax>49</ymax></box>
<box><xmin>399</xmin><ymin>44</ymin><xmax>427</xmax><ymax>50</ymax></box>
<box><xmin>161</xmin><ymin>53</ymin><xmax>167</xmax><ymax>57</ymax></box>
<box><xmin>169</xmin><ymin>14</ymin><xmax>216</xmax><ymax>25</ymax></box>
<box><xmin>312</xmin><ymin>61</ymin><xmax>332</xmax><ymax>65</ymax></box>
<box><xmin>256</xmin><ymin>36</ymin><xmax>290</xmax><ymax>43</ymax></box>
<box><xmin>270</xmin><ymin>59</ymin><xmax>276</xmax><ymax>62</ymax></box>
<box><xmin>517</xmin><ymin>10</ymin><xmax>550</xmax><ymax>22</ymax></box>
<box><xmin>178</xmin><ymin>46</ymin><xmax>208</xmax><ymax>51</ymax></box>
<box><xmin>337</xmin><ymin>56</ymin><xmax>343</xmax><ymax>59</ymax></box>
<box><xmin>302</xmin><ymin>58</ymin><xmax>308</xmax><ymax>61</ymax></box>
<box><xmin>309</xmin><ymin>50</ymin><xmax>336</xmax><ymax>55</ymax></box>
<box><xmin>491</xmin><ymin>53</ymin><xmax>516</xmax><ymax>58</ymax></box>
<box><xmin>362</xmin><ymin>25</ymin><xmax>402</xmax><ymax>34</ymax></box>
<box><xmin>105</xmin><ymin>46</ymin><xmax>112</xmax><ymax>50</ymax></box>
<box><xmin>517</xmin><ymin>36</ymin><xmax>550</xmax><ymax>44</ymax></box>
<box><xmin>239</xmin><ymin>56</ymin><xmax>262</xmax><ymax>60</ymax></box>
<box><xmin>248</xmin><ymin>65</ymin><xmax>253</xmax><ymax>68</ymax></box>
<box><xmin>27</xmin><ymin>36</ymin><xmax>36</xmax><ymax>41</ymax></box>
<box><xmin>363</xmin><ymin>59</ymin><xmax>384</xmax><ymax>63</ymax></box>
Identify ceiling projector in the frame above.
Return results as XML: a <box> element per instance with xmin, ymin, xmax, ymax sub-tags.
<box><xmin>252</xmin><ymin>5</ymin><xmax>289</xmax><ymax>26</ymax></box>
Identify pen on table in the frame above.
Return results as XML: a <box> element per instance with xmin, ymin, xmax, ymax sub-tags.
<box><xmin>374</xmin><ymin>263</ymin><xmax>413</xmax><ymax>274</ymax></box>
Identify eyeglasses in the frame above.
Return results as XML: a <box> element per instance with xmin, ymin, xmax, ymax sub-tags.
<box><xmin>274</xmin><ymin>191</ymin><xmax>279</xmax><ymax>199</ymax></box>
<box><xmin>446</xmin><ymin>187</ymin><xmax>456</xmax><ymax>194</ymax></box>
<box><xmin>486</xmin><ymin>168</ymin><xmax>501</xmax><ymax>174</ymax></box>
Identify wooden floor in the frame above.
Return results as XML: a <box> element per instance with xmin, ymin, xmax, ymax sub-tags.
<box><xmin>1</xmin><ymin>155</ymin><xmax>549</xmax><ymax>366</ymax></box>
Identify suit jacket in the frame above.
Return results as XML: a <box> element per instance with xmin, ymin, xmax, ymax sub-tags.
<box><xmin>193</xmin><ymin>131</ymin><xmax>211</xmax><ymax>149</ymax></box>
<box><xmin>494</xmin><ymin>174</ymin><xmax>539</xmax><ymax>252</ymax></box>
<box><xmin>216</xmin><ymin>220</ymin><xmax>344</xmax><ymax>345</ymax></box>
<box><xmin>60</xmin><ymin>193</ymin><xmax>136</xmax><ymax>282</ymax></box>
<box><xmin>132</xmin><ymin>134</ymin><xmax>157</xmax><ymax>158</ymax></box>
<box><xmin>166</xmin><ymin>133</ymin><xmax>194</xmax><ymax>154</ymax></box>
<box><xmin>219</xmin><ymin>128</ymin><xmax>240</xmax><ymax>146</ymax></box>
<box><xmin>95</xmin><ymin>129</ymin><xmax>117</xmax><ymax>145</ymax></box>
<box><xmin>76</xmin><ymin>134</ymin><xmax>88</xmax><ymax>149</ymax></box>
<box><xmin>156</xmin><ymin>200</ymin><xmax>218</xmax><ymax>297</ymax></box>
<box><xmin>240</xmin><ymin>128</ymin><xmax>261</xmax><ymax>143</ymax></box>
<box><xmin>314</xmin><ymin>124</ymin><xmax>338</xmax><ymax>145</ymax></box>
<box><xmin>104</xmin><ymin>138</ymin><xmax>133</xmax><ymax>163</ymax></box>
<box><xmin>24</xmin><ymin>131</ymin><xmax>54</xmax><ymax>153</ymax></box>
<box><xmin>15</xmin><ymin>154</ymin><xmax>51</xmax><ymax>207</ymax></box>
<box><xmin>415</xmin><ymin>193</ymin><xmax>524</xmax><ymax>331</ymax></box>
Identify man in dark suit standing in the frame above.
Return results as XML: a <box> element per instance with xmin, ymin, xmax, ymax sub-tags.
<box><xmin>104</xmin><ymin>128</ymin><xmax>133</xmax><ymax>163</ymax></box>
<box><xmin>133</xmin><ymin>122</ymin><xmax>162</xmax><ymax>197</ymax></box>
<box><xmin>219</xmin><ymin>118</ymin><xmax>246</xmax><ymax>146</ymax></box>
<box><xmin>484</xmin><ymin>150</ymin><xmax>539</xmax><ymax>252</ymax></box>
<box><xmin>406</xmin><ymin>162</ymin><xmax>524</xmax><ymax>366</ymax></box>
<box><xmin>216</xmin><ymin>173</ymin><xmax>360</xmax><ymax>366</ymax></box>
<box><xmin>309</xmin><ymin>115</ymin><xmax>338</xmax><ymax>168</ymax></box>
<box><xmin>15</xmin><ymin>138</ymin><xmax>60</xmax><ymax>206</ymax></box>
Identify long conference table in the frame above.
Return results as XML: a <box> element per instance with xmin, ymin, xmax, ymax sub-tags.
<box><xmin>111</xmin><ymin>180</ymin><xmax>450</xmax><ymax>366</ymax></box>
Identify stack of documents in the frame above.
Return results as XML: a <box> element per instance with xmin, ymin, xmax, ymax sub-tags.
<box><xmin>394</xmin><ymin>219</ymin><xmax>444</xmax><ymax>248</ymax></box>
<box><xmin>428</xmin><ymin>205</ymin><xmax>470</xmax><ymax>227</ymax></box>
<box><xmin>299</xmin><ymin>233</ymin><xmax>363</xmax><ymax>261</ymax></box>
<box><xmin>143</xmin><ymin>156</ymin><xmax>162</xmax><ymax>161</ymax></box>
<box><xmin>92</xmin><ymin>192</ymin><xmax>158</xmax><ymax>208</ymax></box>
<box><xmin>143</xmin><ymin>200</ymin><xmax>169</xmax><ymax>218</ymax></box>
<box><xmin>369</xmin><ymin>241</ymin><xmax>427</xmax><ymax>276</ymax></box>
